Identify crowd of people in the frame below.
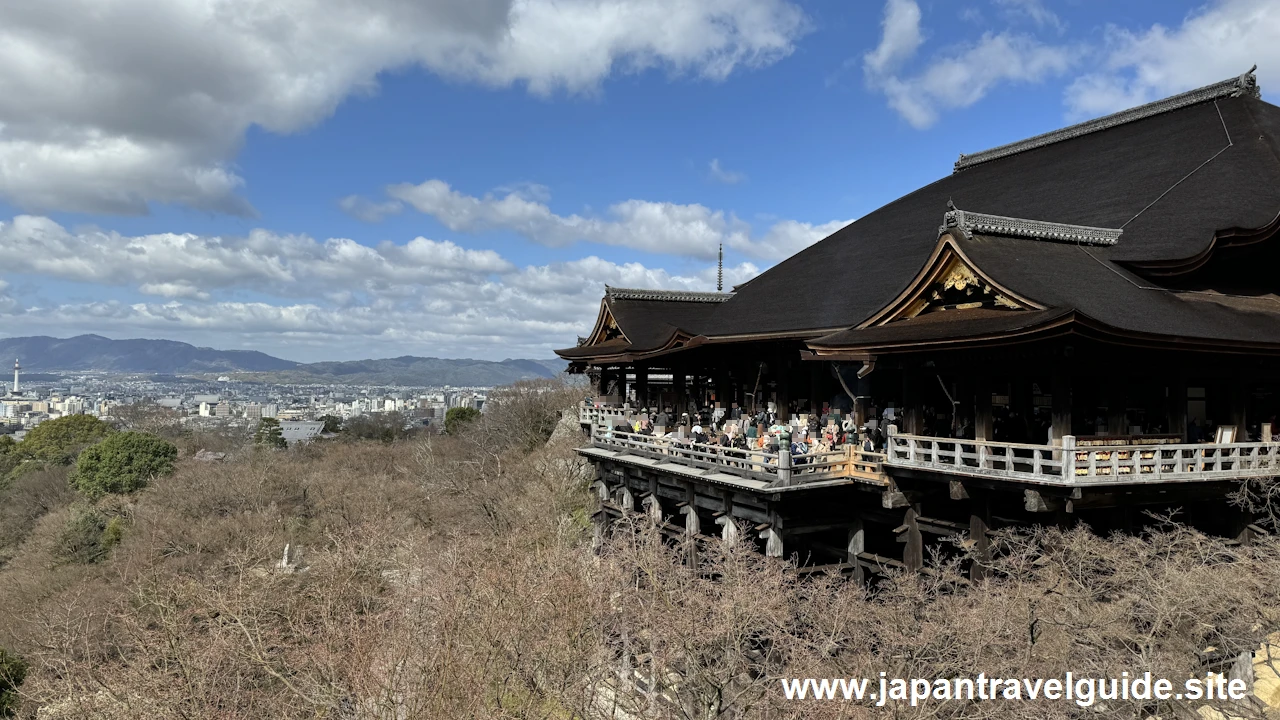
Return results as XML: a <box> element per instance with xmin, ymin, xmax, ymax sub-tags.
<box><xmin>595</xmin><ymin>400</ymin><xmax>895</xmax><ymax>462</ymax></box>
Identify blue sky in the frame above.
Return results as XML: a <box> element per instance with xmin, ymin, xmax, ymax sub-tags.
<box><xmin>1</xmin><ymin>0</ymin><xmax>1276</xmax><ymax>361</ymax></box>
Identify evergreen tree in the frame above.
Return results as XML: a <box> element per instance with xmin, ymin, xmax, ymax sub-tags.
<box><xmin>254</xmin><ymin>417</ymin><xmax>288</xmax><ymax>449</ymax></box>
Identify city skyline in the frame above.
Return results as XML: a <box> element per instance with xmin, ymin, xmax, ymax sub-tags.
<box><xmin>2</xmin><ymin>0</ymin><xmax>1279</xmax><ymax>361</ymax></box>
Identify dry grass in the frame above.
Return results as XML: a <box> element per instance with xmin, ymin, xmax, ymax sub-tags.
<box><xmin>3</xmin><ymin>384</ymin><xmax>1280</xmax><ymax>718</ymax></box>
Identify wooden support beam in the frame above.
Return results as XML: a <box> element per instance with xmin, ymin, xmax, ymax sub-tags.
<box><xmin>969</xmin><ymin>496</ymin><xmax>991</xmax><ymax>582</ymax></box>
<box><xmin>949</xmin><ymin>480</ymin><xmax>969</xmax><ymax>500</ymax></box>
<box><xmin>902</xmin><ymin>506</ymin><xmax>923</xmax><ymax>572</ymax></box>
<box><xmin>1107</xmin><ymin>379</ymin><xmax>1128</xmax><ymax>436</ymax></box>
<box><xmin>975</xmin><ymin>375</ymin><xmax>993</xmax><ymax>442</ymax></box>
<box><xmin>1024</xmin><ymin>489</ymin><xmax>1061</xmax><ymax>513</ymax></box>
<box><xmin>1051</xmin><ymin>368</ymin><xmax>1071</xmax><ymax>444</ymax></box>
<box><xmin>847</xmin><ymin>517</ymin><xmax>866</xmax><ymax>584</ymax></box>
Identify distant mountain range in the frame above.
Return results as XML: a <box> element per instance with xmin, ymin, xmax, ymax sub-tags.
<box><xmin>0</xmin><ymin>335</ymin><xmax>566</xmax><ymax>386</ymax></box>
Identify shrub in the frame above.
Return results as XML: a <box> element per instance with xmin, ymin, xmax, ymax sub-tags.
<box><xmin>56</xmin><ymin>504</ymin><xmax>109</xmax><ymax>564</ymax></box>
<box><xmin>71</xmin><ymin>431</ymin><xmax>177</xmax><ymax>499</ymax></box>
<box><xmin>17</xmin><ymin>415</ymin><xmax>114</xmax><ymax>465</ymax></box>
<box><xmin>0</xmin><ymin>647</ymin><xmax>25</xmax><ymax>717</ymax></box>
<box><xmin>444</xmin><ymin>406</ymin><xmax>481</xmax><ymax>435</ymax></box>
<box><xmin>319</xmin><ymin>414</ymin><xmax>343</xmax><ymax>434</ymax></box>
<box><xmin>344</xmin><ymin>411</ymin><xmax>410</xmax><ymax>443</ymax></box>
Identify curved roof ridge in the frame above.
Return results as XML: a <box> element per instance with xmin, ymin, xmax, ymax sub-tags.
<box><xmin>941</xmin><ymin>202</ymin><xmax>1122</xmax><ymax>246</ymax></box>
<box><xmin>954</xmin><ymin>66</ymin><xmax>1260</xmax><ymax>172</ymax></box>
<box><xmin>605</xmin><ymin>286</ymin><xmax>732</xmax><ymax>303</ymax></box>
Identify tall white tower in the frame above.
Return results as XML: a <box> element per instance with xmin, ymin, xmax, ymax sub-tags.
<box><xmin>12</xmin><ymin>359</ymin><xmax>18</xmax><ymax>394</ymax></box>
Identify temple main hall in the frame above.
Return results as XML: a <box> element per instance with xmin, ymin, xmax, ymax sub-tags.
<box><xmin>559</xmin><ymin>68</ymin><xmax>1280</xmax><ymax>575</ymax></box>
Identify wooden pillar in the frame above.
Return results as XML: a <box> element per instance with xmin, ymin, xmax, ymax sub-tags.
<box><xmin>775</xmin><ymin>366</ymin><xmax>790</xmax><ymax>422</ymax></box>
<box><xmin>975</xmin><ymin>375</ymin><xmax>993</xmax><ymax>442</ymax></box>
<box><xmin>969</xmin><ymin>495</ymin><xmax>991</xmax><ymax>582</ymax></box>
<box><xmin>595</xmin><ymin>366</ymin><xmax>610</xmax><ymax>397</ymax></box>
<box><xmin>902</xmin><ymin>505</ymin><xmax>923</xmax><ymax>572</ymax></box>
<box><xmin>674</xmin><ymin>367</ymin><xmax>687</xmax><ymax>414</ymax></box>
<box><xmin>1009</xmin><ymin>373</ymin><xmax>1029</xmax><ymax>441</ymax></box>
<box><xmin>1230</xmin><ymin>380</ymin><xmax>1248</xmax><ymax>439</ymax></box>
<box><xmin>809</xmin><ymin>362</ymin><xmax>823</xmax><ymax>415</ymax></box>
<box><xmin>635</xmin><ymin>365</ymin><xmax>649</xmax><ymax>409</ymax></box>
<box><xmin>902</xmin><ymin>369</ymin><xmax>922</xmax><ymax>435</ymax></box>
<box><xmin>1167</xmin><ymin>376</ymin><xmax>1187</xmax><ymax>441</ymax></box>
<box><xmin>682</xmin><ymin>483</ymin><xmax>699</xmax><ymax>566</ymax></box>
<box><xmin>1051</xmin><ymin>367</ymin><xmax>1072</xmax><ymax>445</ymax></box>
<box><xmin>1107</xmin><ymin>379</ymin><xmax>1127</xmax><ymax>435</ymax></box>
<box><xmin>846</xmin><ymin>517</ymin><xmax>866</xmax><ymax>585</ymax></box>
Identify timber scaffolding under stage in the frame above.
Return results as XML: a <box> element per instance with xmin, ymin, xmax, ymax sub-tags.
<box><xmin>559</xmin><ymin>68</ymin><xmax>1280</xmax><ymax>576</ymax></box>
<box><xmin>579</xmin><ymin>406</ymin><xmax>1278</xmax><ymax>579</ymax></box>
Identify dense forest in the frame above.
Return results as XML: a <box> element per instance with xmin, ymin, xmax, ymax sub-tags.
<box><xmin>2</xmin><ymin>380</ymin><xmax>1280</xmax><ymax>718</ymax></box>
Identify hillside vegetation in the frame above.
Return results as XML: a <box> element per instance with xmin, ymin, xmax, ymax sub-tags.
<box><xmin>1</xmin><ymin>380</ymin><xmax>1280</xmax><ymax>718</ymax></box>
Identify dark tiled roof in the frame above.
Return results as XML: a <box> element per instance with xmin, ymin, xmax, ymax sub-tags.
<box><xmin>704</xmin><ymin>88</ymin><xmax>1280</xmax><ymax>342</ymax></box>
<box><xmin>809</xmin><ymin>308</ymin><xmax>1072</xmax><ymax>351</ymax></box>
<box><xmin>566</xmin><ymin>74</ymin><xmax>1280</xmax><ymax>359</ymax></box>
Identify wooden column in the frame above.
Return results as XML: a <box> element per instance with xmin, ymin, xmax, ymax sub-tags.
<box><xmin>975</xmin><ymin>375</ymin><xmax>993</xmax><ymax>442</ymax></box>
<box><xmin>846</xmin><ymin>517</ymin><xmax>866</xmax><ymax>585</ymax></box>
<box><xmin>674</xmin><ymin>367</ymin><xmax>688</xmax><ymax>414</ymax></box>
<box><xmin>775</xmin><ymin>368</ymin><xmax>790</xmax><ymax>421</ymax></box>
<box><xmin>902</xmin><ymin>370</ymin><xmax>922</xmax><ymax>435</ymax></box>
<box><xmin>1107</xmin><ymin>379</ymin><xmax>1128</xmax><ymax>435</ymax></box>
<box><xmin>595</xmin><ymin>367</ymin><xmax>610</xmax><ymax>397</ymax></box>
<box><xmin>635</xmin><ymin>364</ymin><xmax>649</xmax><ymax>409</ymax></box>
<box><xmin>1051</xmin><ymin>367</ymin><xmax>1072</xmax><ymax>444</ymax></box>
<box><xmin>902</xmin><ymin>505</ymin><xmax>923</xmax><ymax>572</ymax></box>
<box><xmin>969</xmin><ymin>495</ymin><xmax>991</xmax><ymax>582</ymax></box>
<box><xmin>809</xmin><ymin>362</ymin><xmax>823</xmax><ymax>415</ymax></box>
<box><xmin>1167</xmin><ymin>376</ymin><xmax>1187</xmax><ymax>440</ymax></box>
<box><xmin>1230</xmin><ymin>380</ymin><xmax>1249</xmax><ymax>439</ymax></box>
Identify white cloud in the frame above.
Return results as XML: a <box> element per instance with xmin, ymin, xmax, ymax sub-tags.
<box><xmin>1064</xmin><ymin>0</ymin><xmax>1278</xmax><ymax>117</ymax></box>
<box><xmin>0</xmin><ymin>0</ymin><xmax>808</xmax><ymax>215</ymax></box>
<box><xmin>708</xmin><ymin>158</ymin><xmax>746</xmax><ymax>184</ymax></box>
<box><xmin>862</xmin><ymin>0</ymin><xmax>1076</xmax><ymax>128</ymax></box>
<box><xmin>0</xmin><ymin>215</ymin><xmax>514</xmax><ymax>298</ymax></box>
<box><xmin>994</xmin><ymin>0</ymin><xmax>1063</xmax><ymax>32</ymax></box>
<box><xmin>0</xmin><ymin>214</ymin><xmax>760</xmax><ymax>360</ymax></box>
<box><xmin>376</xmin><ymin>179</ymin><xmax>848</xmax><ymax>260</ymax></box>
<box><xmin>863</xmin><ymin>0</ymin><xmax>923</xmax><ymax>78</ymax></box>
<box><xmin>338</xmin><ymin>195</ymin><xmax>404</xmax><ymax>223</ymax></box>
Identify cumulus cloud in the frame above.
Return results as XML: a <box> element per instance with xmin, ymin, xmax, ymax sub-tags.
<box><xmin>0</xmin><ymin>215</ymin><xmax>514</xmax><ymax>298</ymax></box>
<box><xmin>994</xmin><ymin>0</ymin><xmax>1064</xmax><ymax>32</ymax></box>
<box><xmin>338</xmin><ymin>195</ymin><xmax>404</xmax><ymax>223</ymax></box>
<box><xmin>1064</xmin><ymin>0</ymin><xmax>1279</xmax><ymax>117</ymax></box>
<box><xmin>708</xmin><ymin>158</ymin><xmax>746</xmax><ymax>184</ymax></box>
<box><xmin>0</xmin><ymin>215</ymin><xmax>760</xmax><ymax>359</ymax></box>
<box><xmin>365</xmin><ymin>179</ymin><xmax>849</xmax><ymax>260</ymax></box>
<box><xmin>0</xmin><ymin>0</ymin><xmax>809</xmax><ymax>215</ymax></box>
<box><xmin>861</xmin><ymin>0</ymin><xmax>1076</xmax><ymax>128</ymax></box>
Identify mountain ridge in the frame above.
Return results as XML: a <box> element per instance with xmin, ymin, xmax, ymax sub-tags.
<box><xmin>0</xmin><ymin>335</ymin><xmax>566</xmax><ymax>386</ymax></box>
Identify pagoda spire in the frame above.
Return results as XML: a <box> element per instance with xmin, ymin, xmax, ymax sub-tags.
<box><xmin>717</xmin><ymin>243</ymin><xmax>723</xmax><ymax>292</ymax></box>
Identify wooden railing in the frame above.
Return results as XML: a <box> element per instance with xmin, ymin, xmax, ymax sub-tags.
<box><xmin>591</xmin><ymin>425</ymin><xmax>781</xmax><ymax>484</ymax></box>
<box><xmin>588</xmin><ymin>423</ymin><xmax>888</xmax><ymax>487</ymax></box>
<box><xmin>886</xmin><ymin>433</ymin><xmax>1280</xmax><ymax>486</ymax></box>
<box><xmin>579</xmin><ymin>404</ymin><xmax>629</xmax><ymax>427</ymax></box>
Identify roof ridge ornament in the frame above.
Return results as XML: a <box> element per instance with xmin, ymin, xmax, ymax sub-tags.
<box><xmin>940</xmin><ymin>205</ymin><xmax>1122</xmax><ymax>246</ymax></box>
<box><xmin>604</xmin><ymin>286</ymin><xmax>733</xmax><ymax>303</ymax></box>
<box><xmin>954</xmin><ymin>66</ymin><xmax>1261</xmax><ymax>172</ymax></box>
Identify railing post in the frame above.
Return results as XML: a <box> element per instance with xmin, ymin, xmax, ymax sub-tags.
<box><xmin>1061</xmin><ymin>435</ymin><xmax>1075</xmax><ymax>482</ymax></box>
<box><xmin>777</xmin><ymin>430</ymin><xmax>792</xmax><ymax>486</ymax></box>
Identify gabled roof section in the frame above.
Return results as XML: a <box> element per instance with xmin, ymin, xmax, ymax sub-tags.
<box><xmin>555</xmin><ymin>286</ymin><xmax>729</xmax><ymax>363</ymax></box>
<box><xmin>604</xmin><ymin>286</ymin><xmax>732</xmax><ymax>303</ymax></box>
<box><xmin>955</xmin><ymin>67</ymin><xmax>1260</xmax><ymax>171</ymax></box>
<box><xmin>858</xmin><ymin>232</ymin><xmax>1046</xmax><ymax>328</ymax></box>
